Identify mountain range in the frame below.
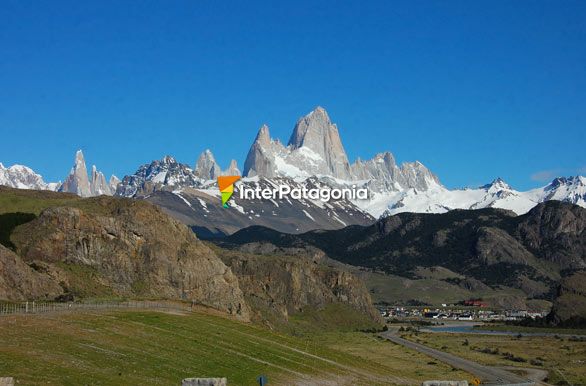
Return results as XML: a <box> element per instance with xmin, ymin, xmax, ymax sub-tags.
<box><xmin>0</xmin><ymin>150</ymin><xmax>118</xmax><ymax>197</ymax></box>
<box><xmin>1</xmin><ymin>106</ymin><xmax>585</xmax><ymax>234</ymax></box>
<box><xmin>217</xmin><ymin>200</ymin><xmax>586</xmax><ymax>321</ymax></box>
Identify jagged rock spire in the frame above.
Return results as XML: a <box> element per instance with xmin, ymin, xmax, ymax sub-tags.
<box><xmin>195</xmin><ymin>150</ymin><xmax>241</xmax><ymax>180</ymax></box>
<box><xmin>288</xmin><ymin>107</ymin><xmax>351</xmax><ymax>179</ymax></box>
<box><xmin>243</xmin><ymin>124</ymin><xmax>281</xmax><ymax>177</ymax></box>
<box><xmin>59</xmin><ymin>150</ymin><xmax>114</xmax><ymax>197</ymax></box>
<box><xmin>59</xmin><ymin>150</ymin><xmax>92</xmax><ymax>197</ymax></box>
<box><xmin>223</xmin><ymin>159</ymin><xmax>241</xmax><ymax>176</ymax></box>
<box><xmin>194</xmin><ymin>149</ymin><xmax>222</xmax><ymax>180</ymax></box>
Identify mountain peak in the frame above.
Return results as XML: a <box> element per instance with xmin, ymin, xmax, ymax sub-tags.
<box><xmin>194</xmin><ymin>150</ymin><xmax>221</xmax><ymax>180</ymax></box>
<box><xmin>161</xmin><ymin>155</ymin><xmax>177</xmax><ymax>164</ymax></box>
<box><xmin>223</xmin><ymin>159</ymin><xmax>241</xmax><ymax>176</ymax></box>
<box><xmin>549</xmin><ymin>175</ymin><xmax>586</xmax><ymax>188</ymax></box>
<box><xmin>480</xmin><ymin>177</ymin><xmax>512</xmax><ymax>191</ymax></box>
<box><xmin>0</xmin><ymin>162</ymin><xmax>54</xmax><ymax>191</ymax></box>
<box><xmin>288</xmin><ymin>107</ymin><xmax>335</xmax><ymax>148</ymax></box>
<box><xmin>75</xmin><ymin>150</ymin><xmax>85</xmax><ymax>166</ymax></box>
<box><xmin>373</xmin><ymin>152</ymin><xmax>396</xmax><ymax>166</ymax></box>
<box><xmin>306</xmin><ymin>106</ymin><xmax>329</xmax><ymax>119</ymax></box>
<box><xmin>60</xmin><ymin>150</ymin><xmax>92</xmax><ymax>197</ymax></box>
<box><xmin>287</xmin><ymin>106</ymin><xmax>351</xmax><ymax>179</ymax></box>
<box><xmin>492</xmin><ymin>177</ymin><xmax>511</xmax><ymax>188</ymax></box>
<box><xmin>254</xmin><ymin>124</ymin><xmax>271</xmax><ymax>146</ymax></box>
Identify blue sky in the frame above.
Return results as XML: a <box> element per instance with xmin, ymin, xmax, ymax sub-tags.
<box><xmin>1</xmin><ymin>1</ymin><xmax>584</xmax><ymax>190</ymax></box>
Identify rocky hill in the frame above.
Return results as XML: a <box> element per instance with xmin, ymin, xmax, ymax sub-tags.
<box><xmin>547</xmin><ymin>271</ymin><xmax>586</xmax><ymax>326</ymax></box>
<box><xmin>0</xmin><ymin>244</ymin><xmax>62</xmax><ymax>301</ymax></box>
<box><xmin>0</xmin><ymin>187</ymin><xmax>380</xmax><ymax>326</ymax></box>
<box><xmin>220</xmin><ymin>201</ymin><xmax>586</xmax><ymax>311</ymax></box>
<box><xmin>211</xmin><ymin>244</ymin><xmax>381</xmax><ymax>327</ymax></box>
<box><xmin>2</xmin><ymin>192</ymin><xmax>249</xmax><ymax>319</ymax></box>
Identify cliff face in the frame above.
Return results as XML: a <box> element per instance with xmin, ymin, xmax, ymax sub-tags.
<box><xmin>0</xmin><ymin>245</ymin><xmax>62</xmax><ymax>301</ymax></box>
<box><xmin>0</xmin><ymin>188</ymin><xmax>381</xmax><ymax>327</ymax></box>
<box><xmin>547</xmin><ymin>271</ymin><xmax>586</xmax><ymax>326</ymax></box>
<box><xmin>213</xmin><ymin>245</ymin><xmax>382</xmax><ymax>326</ymax></box>
<box><xmin>516</xmin><ymin>201</ymin><xmax>586</xmax><ymax>269</ymax></box>
<box><xmin>9</xmin><ymin>197</ymin><xmax>250</xmax><ymax>320</ymax></box>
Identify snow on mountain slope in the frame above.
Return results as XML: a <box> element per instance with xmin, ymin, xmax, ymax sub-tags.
<box><xmin>525</xmin><ymin>176</ymin><xmax>586</xmax><ymax>208</ymax></box>
<box><xmin>116</xmin><ymin>156</ymin><xmax>205</xmax><ymax>197</ymax></box>
<box><xmin>371</xmin><ymin>177</ymin><xmax>586</xmax><ymax>219</ymax></box>
<box><xmin>166</xmin><ymin>176</ymin><xmax>373</xmax><ymax>234</ymax></box>
<box><xmin>0</xmin><ymin>163</ymin><xmax>58</xmax><ymax>191</ymax></box>
<box><xmin>243</xmin><ymin>107</ymin><xmax>441</xmax><ymax>195</ymax></box>
<box><xmin>5</xmin><ymin>106</ymin><xmax>585</xmax><ymax>228</ymax></box>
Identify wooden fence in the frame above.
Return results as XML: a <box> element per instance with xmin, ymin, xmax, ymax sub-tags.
<box><xmin>0</xmin><ymin>300</ymin><xmax>190</xmax><ymax>316</ymax></box>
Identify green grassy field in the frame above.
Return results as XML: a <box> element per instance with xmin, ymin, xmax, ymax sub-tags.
<box><xmin>0</xmin><ymin>188</ymin><xmax>81</xmax><ymax>215</ymax></box>
<box><xmin>0</xmin><ymin>308</ymin><xmax>472</xmax><ymax>385</ymax></box>
<box><xmin>402</xmin><ymin>331</ymin><xmax>586</xmax><ymax>385</ymax></box>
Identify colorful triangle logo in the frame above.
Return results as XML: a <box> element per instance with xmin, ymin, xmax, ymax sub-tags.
<box><xmin>217</xmin><ymin>176</ymin><xmax>240</xmax><ymax>208</ymax></box>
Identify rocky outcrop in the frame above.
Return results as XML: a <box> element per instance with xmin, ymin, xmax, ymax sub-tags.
<box><xmin>10</xmin><ymin>197</ymin><xmax>250</xmax><ymax>319</ymax></box>
<box><xmin>214</xmin><ymin>245</ymin><xmax>382</xmax><ymax>325</ymax></box>
<box><xmin>0</xmin><ymin>245</ymin><xmax>62</xmax><ymax>301</ymax></box>
<box><xmin>475</xmin><ymin>227</ymin><xmax>540</xmax><ymax>267</ymax></box>
<box><xmin>547</xmin><ymin>271</ymin><xmax>586</xmax><ymax>326</ymax></box>
<box><xmin>516</xmin><ymin>201</ymin><xmax>586</xmax><ymax>269</ymax></box>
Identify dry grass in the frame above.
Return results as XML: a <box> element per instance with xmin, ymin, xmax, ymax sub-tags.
<box><xmin>403</xmin><ymin>331</ymin><xmax>586</xmax><ymax>385</ymax></box>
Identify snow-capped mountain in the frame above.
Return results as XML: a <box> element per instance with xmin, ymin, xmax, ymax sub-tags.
<box><xmin>116</xmin><ymin>156</ymin><xmax>205</xmax><ymax>197</ymax></box>
<box><xmin>242</xmin><ymin>107</ymin><xmax>440</xmax><ymax>194</ymax></box>
<box><xmin>115</xmin><ymin>154</ymin><xmax>373</xmax><ymax>234</ymax></box>
<box><xmin>374</xmin><ymin>176</ymin><xmax>586</xmax><ymax>219</ymax></box>
<box><xmin>3</xmin><ymin>106</ymin><xmax>584</xmax><ymax>233</ymax></box>
<box><xmin>526</xmin><ymin>176</ymin><xmax>586</xmax><ymax>208</ymax></box>
<box><xmin>113</xmin><ymin>106</ymin><xmax>585</xmax><ymax>233</ymax></box>
<box><xmin>243</xmin><ymin>108</ymin><xmax>352</xmax><ymax>179</ymax></box>
<box><xmin>0</xmin><ymin>163</ymin><xmax>59</xmax><ymax>191</ymax></box>
<box><xmin>114</xmin><ymin>107</ymin><xmax>440</xmax><ymax>233</ymax></box>
<box><xmin>59</xmin><ymin>150</ymin><xmax>118</xmax><ymax>197</ymax></box>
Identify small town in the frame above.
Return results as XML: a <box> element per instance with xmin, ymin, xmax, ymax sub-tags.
<box><xmin>379</xmin><ymin>305</ymin><xmax>548</xmax><ymax>322</ymax></box>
